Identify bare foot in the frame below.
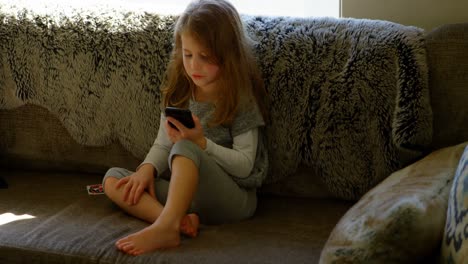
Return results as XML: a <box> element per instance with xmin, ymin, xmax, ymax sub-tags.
<box><xmin>180</xmin><ymin>213</ymin><xmax>200</xmax><ymax>238</ymax></box>
<box><xmin>115</xmin><ymin>224</ymin><xmax>180</xmax><ymax>255</ymax></box>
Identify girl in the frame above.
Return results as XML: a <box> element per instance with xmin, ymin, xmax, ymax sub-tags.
<box><xmin>102</xmin><ymin>0</ymin><xmax>268</xmax><ymax>256</ymax></box>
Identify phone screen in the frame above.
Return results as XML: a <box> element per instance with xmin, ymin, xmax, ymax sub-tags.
<box><xmin>164</xmin><ymin>107</ymin><xmax>195</xmax><ymax>129</ymax></box>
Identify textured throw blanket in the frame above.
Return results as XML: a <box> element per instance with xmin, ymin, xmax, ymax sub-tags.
<box><xmin>0</xmin><ymin>4</ymin><xmax>432</xmax><ymax>200</ymax></box>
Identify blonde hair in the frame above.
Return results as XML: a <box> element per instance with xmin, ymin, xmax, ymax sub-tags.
<box><xmin>161</xmin><ymin>0</ymin><xmax>268</xmax><ymax>126</ymax></box>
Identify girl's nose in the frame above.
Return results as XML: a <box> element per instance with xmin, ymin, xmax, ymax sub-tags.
<box><xmin>191</xmin><ymin>57</ymin><xmax>201</xmax><ymax>70</ymax></box>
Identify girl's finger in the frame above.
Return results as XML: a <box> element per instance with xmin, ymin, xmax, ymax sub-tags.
<box><xmin>148</xmin><ymin>180</ymin><xmax>156</xmax><ymax>199</ymax></box>
<box><xmin>133</xmin><ymin>185</ymin><xmax>144</xmax><ymax>204</ymax></box>
<box><xmin>167</xmin><ymin>117</ymin><xmax>185</xmax><ymax>132</ymax></box>
<box><xmin>128</xmin><ymin>183</ymin><xmax>138</xmax><ymax>205</ymax></box>
<box><xmin>122</xmin><ymin>180</ymin><xmax>133</xmax><ymax>202</ymax></box>
<box><xmin>192</xmin><ymin>114</ymin><xmax>201</xmax><ymax>127</ymax></box>
<box><xmin>116</xmin><ymin>177</ymin><xmax>129</xmax><ymax>189</ymax></box>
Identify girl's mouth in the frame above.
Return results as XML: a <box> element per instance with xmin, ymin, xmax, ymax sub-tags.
<box><xmin>192</xmin><ymin>74</ymin><xmax>203</xmax><ymax>79</ymax></box>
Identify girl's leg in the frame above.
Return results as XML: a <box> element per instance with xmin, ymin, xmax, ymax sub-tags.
<box><xmin>104</xmin><ymin>176</ymin><xmax>163</xmax><ymax>223</ymax></box>
<box><xmin>151</xmin><ymin>141</ymin><xmax>256</xmax><ymax>226</ymax></box>
<box><xmin>103</xmin><ymin>168</ymin><xmax>199</xmax><ymax>237</ymax></box>
<box><xmin>114</xmin><ymin>139</ymin><xmax>256</xmax><ymax>255</ymax></box>
<box><xmin>115</xmin><ymin>155</ymin><xmax>199</xmax><ymax>255</ymax></box>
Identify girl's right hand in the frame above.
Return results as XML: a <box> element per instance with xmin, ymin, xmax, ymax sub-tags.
<box><xmin>165</xmin><ymin>114</ymin><xmax>206</xmax><ymax>149</ymax></box>
<box><xmin>116</xmin><ymin>164</ymin><xmax>156</xmax><ymax>205</ymax></box>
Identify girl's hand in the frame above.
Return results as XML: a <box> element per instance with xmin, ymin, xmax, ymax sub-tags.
<box><xmin>116</xmin><ymin>164</ymin><xmax>156</xmax><ymax>205</ymax></box>
<box><xmin>165</xmin><ymin>114</ymin><xmax>207</xmax><ymax>149</ymax></box>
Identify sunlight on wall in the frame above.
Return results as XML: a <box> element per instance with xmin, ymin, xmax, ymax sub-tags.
<box><xmin>3</xmin><ymin>0</ymin><xmax>339</xmax><ymax>18</ymax></box>
<box><xmin>0</xmin><ymin>213</ymin><xmax>36</xmax><ymax>226</ymax></box>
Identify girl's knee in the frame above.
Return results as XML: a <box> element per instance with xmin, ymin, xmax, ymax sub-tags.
<box><xmin>169</xmin><ymin>140</ymin><xmax>203</xmax><ymax>169</ymax></box>
<box><xmin>103</xmin><ymin>176</ymin><xmax>120</xmax><ymax>198</ymax></box>
<box><xmin>172</xmin><ymin>140</ymin><xmax>202</xmax><ymax>158</ymax></box>
<box><xmin>104</xmin><ymin>167</ymin><xmax>131</xmax><ymax>178</ymax></box>
<box><xmin>102</xmin><ymin>167</ymin><xmax>132</xmax><ymax>195</ymax></box>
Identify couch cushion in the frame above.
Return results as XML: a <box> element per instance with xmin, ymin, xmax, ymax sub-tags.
<box><xmin>426</xmin><ymin>23</ymin><xmax>468</xmax><ymax>150</ymax></box>
<box><xmin>0</xmin><ymin>170</ymin><xmax>353</xmax><ymax>264</ymax></box>
<box><xmin>319</xmin><ymin>142</ymin><xmax>467</xmax><ymax>263</ymax></box>
<box><xmin>441</xmin><ymin>144</ymin><xmax>468</xmax><ymax>262</ymax></box>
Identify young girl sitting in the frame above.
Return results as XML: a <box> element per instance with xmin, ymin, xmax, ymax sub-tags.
<box><xmin>102</xmin><ymin>0</ymin><xmax>268</xmax><ymax>256</ymax></box>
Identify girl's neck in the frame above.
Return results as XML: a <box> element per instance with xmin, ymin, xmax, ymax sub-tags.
<box><xmin>192</xmin><ymin>86</ymin><xmax>219</xmax><ymax>104</ymax></box>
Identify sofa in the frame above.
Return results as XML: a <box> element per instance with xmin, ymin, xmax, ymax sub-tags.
<box><xmin>0</xmin><ymin>3</ymin><xmax>467</xmax><ymax>263</ymax></box>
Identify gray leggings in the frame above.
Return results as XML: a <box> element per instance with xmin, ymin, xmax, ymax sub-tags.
<box><xmin>103</xmin><ymin>140</ymin><xmax>257</xmax><ymax>225</ymax></box>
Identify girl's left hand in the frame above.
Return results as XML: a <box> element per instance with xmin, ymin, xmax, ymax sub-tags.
<box><xmin>165</xmin><ymin>114</ymin><xmax>207</xmax><ymax>149</ymax></box>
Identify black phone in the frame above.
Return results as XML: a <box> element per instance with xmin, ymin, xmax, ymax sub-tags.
<box><xmin>164</xmin><ymin>107</ymin><xmax>195</xmax><ymax>129</ymax></box>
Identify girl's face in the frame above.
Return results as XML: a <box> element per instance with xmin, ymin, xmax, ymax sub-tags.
<box><xmin>181</xmin><ymin>33</ymin><xmax>220</xmax><ymax>96</ymax></box>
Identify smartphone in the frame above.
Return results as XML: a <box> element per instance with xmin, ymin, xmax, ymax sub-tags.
<box><xmin>164</xmin><ymin>107</ymin><xmax>195</xmax><ymax>129</ymax></box>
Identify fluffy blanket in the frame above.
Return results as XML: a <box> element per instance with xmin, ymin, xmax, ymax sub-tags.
<box><xmin>0</xmin><ymin>4</ymin><xmax>432</xmax><ymax>200</ymax></box>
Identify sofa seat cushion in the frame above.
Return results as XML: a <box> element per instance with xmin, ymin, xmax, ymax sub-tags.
<box><xmin>320</xmin><ymin>142</ymin><xmax>467</xmax><ymax>263</ymax></box>
<box><xmin>0</xmin><ymin>170</ymin><xmax>352</xmax><ymax>264</ymax></box>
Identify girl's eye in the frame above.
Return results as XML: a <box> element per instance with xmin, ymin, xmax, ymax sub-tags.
<box><xmin>200</xmin><ymin>55</ymin><xmax>208</xmax><ymax>60</ymax></box>
<box><xmin>184</xmin><ymin>54</ymin><xmax>192</xmax><ymax>58</ymax></box>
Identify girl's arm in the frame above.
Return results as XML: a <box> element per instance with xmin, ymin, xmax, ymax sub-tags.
<box><xmin>205</xmin><ymin>128</ymin><xmax>258</xmax><ymax>178</ymax></box>
<box><xmin>137</xmin><ymin>114</ymin><xmax>173</xmax><ymax>176</ymax></box>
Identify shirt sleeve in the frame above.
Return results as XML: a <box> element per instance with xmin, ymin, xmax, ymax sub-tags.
<box><xmin>230</xmin><ymin>97</ymin><xmax>265</xmax><ymax>137</ymax></box>
<box><xmin>137</xmin><ymin>114</ymin><xmax>173</xmax><ymax>176</ymax></box>
<box><xmin>205</xmin><ymin>128</ymin><xmax>258</xmax><ymax>178</ymax></box>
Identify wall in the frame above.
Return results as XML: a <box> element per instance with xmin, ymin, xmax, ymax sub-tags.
<box><xmin>341</xmin><ymin>0</ymin><xmax>468</xmax><ymax>30</ymax></box>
